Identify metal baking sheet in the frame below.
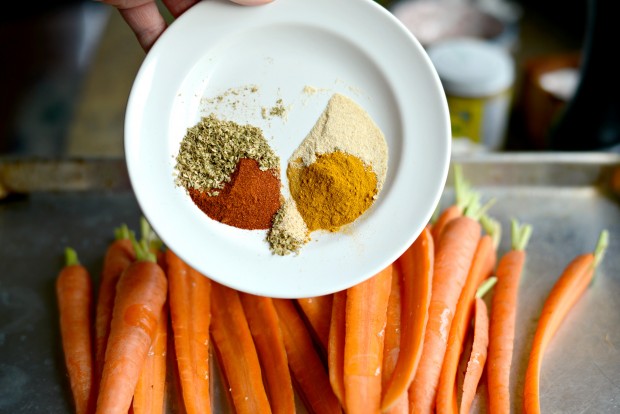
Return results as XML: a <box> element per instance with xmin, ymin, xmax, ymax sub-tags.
<box><xmin>1</xmin><ymin>153</ymin><xmax>619</xmax><ymax>413</ymax></box>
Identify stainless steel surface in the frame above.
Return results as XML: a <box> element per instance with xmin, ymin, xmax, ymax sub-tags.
<box><xmin>0</xmin><ymin>158</ymin><xmax>131</xmax><ymax>198</ymax></box>
<box><xmin>1</xmin><ymin>153</ymin><xmax>619</xmax><ymax>413</ymax></box>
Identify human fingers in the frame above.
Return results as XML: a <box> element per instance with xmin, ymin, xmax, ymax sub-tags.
<box><xmin>161</xmin><ymin>0</ymin><xmax>199</xmax><ymax>18</ymax></box>
<box><xmin>228</xmin><ymin>0</ymin><xmax>275</xmax><ymax>5</ymax></box>
<box><xmin>119</xmin><ymin>1</ymin><xmax>167</xmax><ymax>51</ymax></box>
<box><xmin>103</xmin><ymin>0</ymin><xmax>167</xmax><ymax>51</ymax></box>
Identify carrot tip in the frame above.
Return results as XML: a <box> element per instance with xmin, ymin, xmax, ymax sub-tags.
<box><xmin>140</xmin><ymin>217</ymin><xmax>163</xmax><ymax>252</ymax></box>
<box><xmin>64</xmin><ymin>247</ymin><xmax>79</xmax><ymax>266</ymax></box>
<box><xmin>511</xmin><ymin>219</ymin><xmax>533</xmax><ymax>251</ymax></box>
<box><xmin>114</xmin><ymin>224</ymin><xmax>133</xmax><ymax>241</ymax></box>
<box><xmin>593</xmin><ymin>229</ymin><xmax>609</xmax><ymax>270</ymax></box>
<box><xmin>481</xmin><ymin>215</ymin><xmax>502</xmax><ymax>248</ymax></box>
<box><xmin>476</xmin><ymin>276</ymin><xmax>497</xmax><ymax>299</ymax></box>
<box><xmin>453</xmin><ymin>164</ymin><xmax>472</xmax><ymax>210</ymax></box>
<box><xmin>130</xmin><ymin>232</ymin><xmax>157</xmax><ymax>263</ymax></box>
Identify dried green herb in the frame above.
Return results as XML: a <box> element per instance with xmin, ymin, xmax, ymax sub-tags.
<box><xmin>261</xmin><ymin>98</ymin><xmax>288</xmax><ymax>120</ymax></box>
<box><xmin>270</xmin><ymin>99</ymin><xmax>287</xmax><ymax>117</ymax></box>
<box><xmin>175</xmin><ymin>114</ymin><xmax>279</xmax><ymax>194</ymax></box>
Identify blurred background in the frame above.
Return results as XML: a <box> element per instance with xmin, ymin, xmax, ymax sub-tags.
<box><xmin>0</xmin><ymin>0</ymin><xmax>616</xmax><ymax>157</ymax></box>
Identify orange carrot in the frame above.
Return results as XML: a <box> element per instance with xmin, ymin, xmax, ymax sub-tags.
<box><xmin>487</xmin><ymin>220</ymin><xmax>532</xmax><ymax>414</ymax></box>
<box><xmin>327</xmin><ymin>290</ymin><xmax>347</xmax><ymax>407</ymax></box>
<box><xmin>382</xmin><ymin>261</ymin><xmax>403</xmax><ymax>390</ymax></box>
<box><xmin>410</xmin><ymin>196</ymin><xmax>485</xmax><ymax>414</ymax></box>
<box><xmin>436</xmin><ymin>218</ymin><xmax>499</xmax><ymax>414</ymax></box>
<box><xmin>460</xmin><ymin>278</ymin><xmax>495</xmax><ymax>414</ymax></box>
<box><xmin>431</xmin><ymin>164</ymin><xmax>470</xmax><ymax>243</ymax></box>
<box><xmin>166</xmin><ymin>249</ymin><xmax>212</xmax><ymax>414</ymax></box>
<box><xmin>96</xmin><ymin>240</ymin><xmax>168</xmax><ymax>414</ymax></box>
<box><xmin>432</xmin><ymin>205</ymin><xmax>462</xmax><ymax>244</ymax></box>
<box><xmin>381</xmin><ymin>226</ymin><xmax>434</xmax><ymax>412</ymax></box>
<box><xmin>344</xmin><ymin>265</ymin><xmax>393</xmax><ymax>414</ymax></box>
<box><xmin>239</xmin><ymin>293</ymin><xmax>296</xmax><ymax>414</ymax></box>
<box><xmin>132</xmin><ymin>302</ymin><xmax>168</xmax><ymax>414</ymax></box>
<box><xmin>297</xmin><ymin>294</ymin><xmax>333</xmax><ymax>352</ymax></box>
<box><xmin>94</xmin><ymin>225</ymin><xmax>135</xmax><ymax>381</ymax></box>
<box><xmin>523</xmin><ymin>231</ymin><xmax>608</xmax><ymax>414</ymax></box>
<box><xmin>273</xmin><ymin>298</ymin><xmax>342</xmax><ymax>414</ymax></box>
<box><xmin>57</xmin><ymin>248</ymin><xmax>95</xmax><ymax>414</ymax></box>
<box><xmin>210</xmin><ymin>282</ymin><xmax>271</xmax><ymax>414</ymax></box>
<box><xmin>381</xmin><ymin>261</ymin><xmax>408</xmax><ymax>414</ymax></box>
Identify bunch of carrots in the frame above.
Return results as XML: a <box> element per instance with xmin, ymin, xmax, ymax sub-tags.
<box><xmin>56</xmin><ymin>167</ymin><xmax>609</xmax><ymax>414</ymax></box>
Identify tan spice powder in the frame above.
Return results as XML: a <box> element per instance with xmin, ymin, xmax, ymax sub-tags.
<box><xmin>288</xmin><ymin>93</ymin><xmax>388</xmax><ymax>193</ymax></box>
<box><xmin>267</xmin><ymin>198</ymin><xmax>309</xmax><ymax>255</ymax></box>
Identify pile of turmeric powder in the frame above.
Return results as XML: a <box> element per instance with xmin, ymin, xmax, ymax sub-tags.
<box><xmin>288</xmin><ymin>151</ymin><xmax>377</xmax><ymax>232</ymax></box>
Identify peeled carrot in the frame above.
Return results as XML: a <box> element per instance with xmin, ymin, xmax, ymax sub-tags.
<box><xmin>382</xmin><ymin>261</ymin><xmax>403</xmax><ymax>395</ymax></box>
<box><xmin>344</xmin><ymin>265</ymin><xmax>393</xmax><ymax>414</ymax></box>
<box><xmin>381</xmin><ymin>226</ymin><xmax>434</xmax><ymax>412</ymax></box>
<box><xmin>460</xmin><ymin>278</ymin><xmax>495</xmax><ymax>414</ymax></box>
<box><xmin>273</xmin><ymin>298</ymin><xmax>342</xmax><ymax>414</ymax></box>
<box><xmin>381</xmin><ymin>260</ymin><xmax>409</xmax><ymax>414</ymax></box>
<box><xmin>132</xmin><ymin>302</ymin><xmax>168</xmax><ymax>414</ymax></box>
<box><xmin>523</xmin><ymin>231</ymin><xmax>608</xmax><ymax>414</ymax></box>
<box><xmin>297</xmin><ymin>294</ymin><xmax>333</xmax><ymax>352</ymax></box>
<box><xmin>410</xmin><ymin>196</ymin><xmax>485</xmax><ymax>414</ymax></box>
<box><xmin>487</xmin><ymin>220</ymin><xmax>532</xmax><ymax>414</ymax></box>
<box><xmin>239</xmin><ymin>293</ymin><xmax>296</xmax><ymax>414</ymax></box>
<box><xmin>96</xmin><ymin>240</ymin><xmax>168</xmax><ymax>414</ymax></box>
<box><xmin>94</xmin><ymin>225</ymin><xmax>135</xmax><ymax>381</ymax></box>
<box><xmin>56</xmin><ymin>248</ymin><xmax>95</xmax><ymax>414</ymax></box>
<box><xmin>431</xmin><ymin>164</ymin><xmax>470</xmax><ymax>243</ymax></box>
<box><xmin>210</xmin><ymin>282</ymin><xmax>271</xmax><ymax>414</ymax></box>
<box><xmin>432</xmin><ymin>205</ymin><xmax>462</xmax><ymax>244</ymax></box>
<box><xmin>166</xmin><ymin>249</ymin><xmax>212</xmax><ymax>414</ymax></box>
<box><xmin>327</xmin><ymin>290</ymin><xmax>347</xmax><ymax>407</ymax></box>
<box><xmin>436</xmin><ymin>218</ymin><xmax>499</xmax><ymax>414</ymax></box>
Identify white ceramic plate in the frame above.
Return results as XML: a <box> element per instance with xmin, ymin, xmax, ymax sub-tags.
<box><xmin>125</xmin><ymin>0</ymin><xmax>450</xmax><ymax>298</ymax></box>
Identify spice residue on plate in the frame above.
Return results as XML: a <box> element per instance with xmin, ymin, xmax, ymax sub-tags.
<box><xmin>261</xmin><ymin>98</ymin><xmax>289</xmax><ymax>121</ymax></box>
<box><xmin>201</xmin><ymin>84</ymin><xmax>260</xmax><ymax>112</ymax></box>
<box><xmin>175</xmin><ymin>114</ymin><xmax>281</xmax><ymax>230</ymax></box>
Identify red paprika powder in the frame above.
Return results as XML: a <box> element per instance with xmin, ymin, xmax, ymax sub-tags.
<box><xmin>189</xmin><ymin>157</ymin><xmax>281</xmax><ymax>230</ymax></box>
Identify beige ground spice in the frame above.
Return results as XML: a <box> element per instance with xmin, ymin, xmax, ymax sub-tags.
<box><xmin>267</xmin><ymin>198</ymin><xmax>309</xmax><ymax>256</ymax></box>
<box><xmin>288</xmin><ymin>93</ymin><xmax>388</xmax><ymax>193</ymax></box>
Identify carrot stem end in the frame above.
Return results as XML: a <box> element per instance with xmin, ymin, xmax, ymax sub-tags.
<box><xmin>511</xmin><ymin>219</ymin><xmax>533</xmax><ymax>251</ymax></box>
<box><xmin>64</xmin><ymin>247</ymin><xmax>80</xmax><ymax>267</ymax></box>
<box><xmin>114</xmin><ymin>224</ymin><xmax>132</xmax><ymax>241</ymax></box>
<box><xmin>476</xmin><ymin>276</ymin><xmax>497</xmax><ymax>299</ymax></box>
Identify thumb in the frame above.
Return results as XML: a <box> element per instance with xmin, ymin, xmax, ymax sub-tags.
<box><xmin>228</xmin><ymin>0</ymin><xmax>275</xmax><ymax>5</ymax></box>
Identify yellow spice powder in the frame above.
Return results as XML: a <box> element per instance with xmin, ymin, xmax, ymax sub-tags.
<box><xmin>287</xmin><ymin>151</ymin><xmax>377</xmax><ymax>232</ymax></box>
